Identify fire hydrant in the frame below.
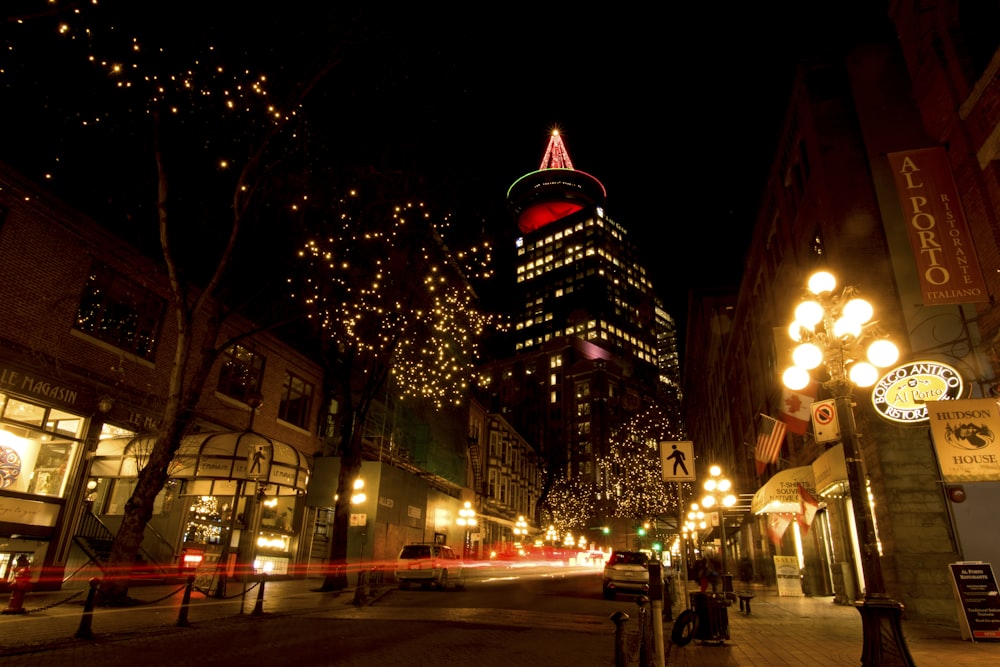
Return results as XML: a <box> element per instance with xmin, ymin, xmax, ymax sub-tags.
<box><xmin>2</xmin><ymin>556</ymin><xmax>32</xmax><ymax>615</ymax></box>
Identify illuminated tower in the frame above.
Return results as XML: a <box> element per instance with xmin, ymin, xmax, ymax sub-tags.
<box><xmin>478</xmin><ymin>131</ymin><xmax>674</xmax><ymax>516</ymax></box>
<box><xmin>506</xmin><ymin>130</ymin><xmax>660</xmax><ymax>366</ymax></box>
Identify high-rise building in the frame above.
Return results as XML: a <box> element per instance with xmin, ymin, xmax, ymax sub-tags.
<box><xmin>476</xmin><ymin>131</ymin><xmax>679</xmax><ymax>526</ymax></box>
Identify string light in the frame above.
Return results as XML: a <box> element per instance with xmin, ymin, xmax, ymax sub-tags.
<box><xmin>292</xmin><ymin>195</ymin><xmax>495</xmax><ymax>409</ymax></box>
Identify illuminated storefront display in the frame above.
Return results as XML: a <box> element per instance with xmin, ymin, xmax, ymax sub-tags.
<box><xmin>0</xmin><ymin>393</ymin><xmax>86</xmax><ymax>498</ymax></box>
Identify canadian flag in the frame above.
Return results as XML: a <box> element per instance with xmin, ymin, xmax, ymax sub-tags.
<box><xmin>767</xmin><ymin>513</ymin><xmax>793</xmax><ymax>545</ymax></box>
<box><xmin>782</xmin><ymin>382</ymin><xmax>817</xmax><ymax>435</ymax></box>
<box><xmin>798</xmin><ymin>483</ymin><xmax>820</xmax><ymax>535</ymax></box>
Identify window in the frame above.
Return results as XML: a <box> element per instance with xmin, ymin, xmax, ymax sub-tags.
<box><xmin>74</xmin><ymin>262</ymin><xmax>165</xmax><ymax>361</ymax></box>
<box><xmin>278</xmin><ymin>372</ymin><xmax>313</xmax><ymax>429</ymax></box>
<box><xmin>217</xmin><ymin>344</ymin><xmax>265</xmax><ymax>403</ymax></box>
<box><xmin>0</xmin><ymin>395</ymin><xmax>85</xmax><ymax>498</ymax></box>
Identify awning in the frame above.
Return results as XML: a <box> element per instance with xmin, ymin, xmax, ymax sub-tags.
<box><xmin>173</xmin><ymin>431</ymin><xmax>310</xmax><ymax>496</ymax></box>
<box><xmin>90</xmin><ymin>431</ymin><xmax>310</xmax><ymax>496</ymax></box>
<box><xmin>751</xmin><ymin>466</ymin><xmax>816</xmax><ymax>514</ymax></box>
<box><xmin>92</xmin><ymin>435</ymin><xmax>159</xmax><ymax>477</ymax></box>
<box><xmin>811</xmin><ymin>444</ymin><xmax>848</xmax><ymax>496</ymax></box>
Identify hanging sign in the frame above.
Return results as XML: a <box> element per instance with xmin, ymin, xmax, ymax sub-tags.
<box><xmin>948</xmin><ymin>562</ymin><xmax>1000</xmax><ymax>641</ymax></box>
<box><xmin>887</xmin><ymin>147</ymin><xmax>989</xmax><ymax>306</ymax></box>
<box><xmin>871</xmin><ymin>360</ymin><xmax>963</xmax><ymax>424</ymax></box>
<box><xmin>925</xmin><ymin>398</ymin><xmax>1000</xmax><ymax>482</ymax></box>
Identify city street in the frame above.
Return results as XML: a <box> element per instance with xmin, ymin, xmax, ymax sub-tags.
<box><xmin>2</xmin><ymin>565</ymin><xmax>997</xmax><ymax>666</ymax></box>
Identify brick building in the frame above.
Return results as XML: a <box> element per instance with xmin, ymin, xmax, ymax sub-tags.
<box><xmin>684</xmin><ymin>4</ymin><xmax>1000</xmax><ymax>625</ymax></box>
<box><xmin>0</xmin><ymin>162</ymin><xmax>324</xmax><ymax>588</ymax></box>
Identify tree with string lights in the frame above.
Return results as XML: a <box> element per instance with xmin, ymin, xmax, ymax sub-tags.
<box><xmin>290</xmin><ymin>170</ymin><xmax>494</xmax><ymax>590</ymax></box>
<box><xmin>602</xmin><ymin>405</ymin><xmax>680</xmax><ymax>521</ymax></box>
<box><xmin>542</xmin><ymin>476</ymin><xmax>596</xmax><ymax>540</ymax></box>
<box><xmin>2</xmin><ymin>3</ymin><xmax>346</xmax><ymax>603</ymax></box>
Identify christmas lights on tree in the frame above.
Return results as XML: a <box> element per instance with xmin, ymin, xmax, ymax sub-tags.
<box><xmin>602</xmin><ymin>406</ymin><xmax>679</xmax><ymax>518</ymax></box>
<box><xmin>291</xmin><ymin>190</ymin><xmax>495</xmax><ymax>409</ymax></box>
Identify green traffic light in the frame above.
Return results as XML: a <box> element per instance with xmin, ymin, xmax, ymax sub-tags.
<box><xmin>637</xmin><ymin>527</ymin><xmax>646</xmax><ymax>536</ymax></box>
<box><xmin>602</xmin><ymin>527</ymin><xmax>610</xmax><ymax>535</ymax></box>
<box><xmin>652</xmin><ymin>542</ymin><xmax>662</xmax><ymax>551</ymax></box>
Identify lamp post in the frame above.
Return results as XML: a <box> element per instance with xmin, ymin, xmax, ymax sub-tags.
<box><xmin>782</xmin><ymin>270</ymin><xmax>914</xmax><ymax>666</ymax></box>
<box><xmin>513</xmin><ymin>515</ymin><xmax>528</xmax><ymax>551</ymax></box>
<box><xmin>457</xmin><ymin>501</ymin><xmax>477</xmax><ymax>559</ymax></box>
<box><xmin>700</xmin><ymin>465</ymin><xmax>736</xmax><ymax>583</ymax></box>
<box><xmin>350</xmin><ymin>477</ymin><xmax>368</xmax><ymax>606</ymax></box>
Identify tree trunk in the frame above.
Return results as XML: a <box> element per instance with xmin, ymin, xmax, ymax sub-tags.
<box><xmin>318</xmin><ymin>389</ymin><xmax>363</xmax><ymax>591</ymax></box>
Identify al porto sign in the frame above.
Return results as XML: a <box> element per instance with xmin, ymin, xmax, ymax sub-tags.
<box><xmin>887</xmin><ymin>147</ymin><xmax>989</xmax><ymax>306</ymax></box>
<box><xmin>872</xmin><ymin>360</ymin><xmax>963</xmax><ymax>424</ymax></box>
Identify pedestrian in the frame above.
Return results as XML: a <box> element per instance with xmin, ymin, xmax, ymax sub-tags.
<box><xmin>695</xmin><ymin>557</ymin><xmax>709</xmax><ymax>593</ymax></box>
<box><xmin>707</xmin><ymin>557</ymin><xmax>722</xmax><ymax>593</ymax></box>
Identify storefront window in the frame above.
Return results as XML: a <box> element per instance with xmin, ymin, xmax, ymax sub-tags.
<box><xmin>259</xmin><ymin>495</ymin><xmax>295</xmax><ymax>532</ymax></box>
<box><xmin>183</xmin><ymin>494</ymin><xmax>242</xmax><ymax>546</ymax></box>
<box><xmin>0</xmin><ymin>393</ymin><xmax>85</xmax><ymax>497</ymax></box>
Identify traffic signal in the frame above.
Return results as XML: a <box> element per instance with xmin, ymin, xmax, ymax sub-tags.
<box><xmin>637</xmin><ymin>526</ymin><xmax>647</xmax><ymax>537</ymax></box>
<box><xmin>602</xmin><ymin>526</ymin><xmax>610</xmax><ymax>535</ymax></box>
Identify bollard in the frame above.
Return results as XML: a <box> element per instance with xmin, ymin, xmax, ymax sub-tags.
<box><xmin>636</xmin><ymin>595</ymin><xmax>652</xmax><ymax>667</ymax></box>
<box><xmin>75</xmin><ymin>578</ymin><xmax>100</xmax><ymax>639</ymax></box>
<box><xmin>610</xmin><ymin>610</ymin><xmax>630</xmax><ymax>667</ymax></box>
<box><xmin>251</xmin><ymin>572</ymin><xmax>266</xmax><ymax>616</ymax></box>
<box><xmin>176</xmin><ymin>575</ymin><xmax>195</xmax><ymax>627</ymax></box>
<box><xmin>351</xmin><ymin>568</ymin><xmax>367</xmax><ymax>606</ymax></box>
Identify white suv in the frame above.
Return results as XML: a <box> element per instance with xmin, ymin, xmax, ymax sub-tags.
<box><xmin>396</xmin><ymin>543</ymin><xmax>465</xmax><ymax>590</ymax></box>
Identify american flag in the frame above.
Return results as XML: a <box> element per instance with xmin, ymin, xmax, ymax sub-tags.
<box><xmin>755</xmin><ymin>414</ymin><xmax>787</xmax><ymax>475</ymax></box>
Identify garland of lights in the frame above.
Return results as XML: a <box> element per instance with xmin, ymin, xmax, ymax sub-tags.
<box><xmin>292</xmin><ymin>196</ymin><xmax>495</xmax><ymax>409</ymax></box>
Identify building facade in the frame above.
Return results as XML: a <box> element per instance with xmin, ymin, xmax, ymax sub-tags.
<box><xmin>477</xmin><ymin>132</ymin><xmax>680</xmax><ymax>541</ymax></box>
<box><xmin>684</xmin><ymin>4</ymin><xmax>1000</xmax><ymax>626</ymax></box>
<box><xmin>0</xmin><ymin>162</ymin><xmax>324</xmax><ymax>590</ymax></box>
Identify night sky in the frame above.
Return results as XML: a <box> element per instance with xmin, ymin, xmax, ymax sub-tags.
<box><xmin>0</xmin><ymin>1</ymin><xmax>890</xmax><ymax>327</ymax></box>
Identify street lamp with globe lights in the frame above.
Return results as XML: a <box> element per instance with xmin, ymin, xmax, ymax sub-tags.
<box><xmin>513</xmin><ymin>515</ymin><xmax>528</xmax><ymax>548</ymax></box>
<box><xmin>456</xmin><ymin>501</ymin><xmax>477</xmax><ymax>559</ymax></box>
<box><xmin>782</xmin><ymin>270</ymin><xmax>913</xmax><ymax>666</ymax></box>
<box><xmin>700</xmin><ymin>465</ymin><xmax>736</xmax><ymax>584</ymax></box>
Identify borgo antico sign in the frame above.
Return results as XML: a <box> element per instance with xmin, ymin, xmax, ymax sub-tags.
<box><xmin>872</xmin><ymin>360</ymin><xmax>964</xmax><ymax>424</ymax></box>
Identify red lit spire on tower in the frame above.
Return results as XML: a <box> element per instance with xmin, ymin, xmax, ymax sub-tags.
<box><xmin>539</xmin><ymin>130</ymin><xmax>574</xmax><ymax>170</ymax></box>
<box><xmin>507</xmin><ymin>128</ymin><xmax>606</xmax><ymax>234</ymax></box>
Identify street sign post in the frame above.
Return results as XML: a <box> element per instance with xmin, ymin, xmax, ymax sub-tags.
<box><xmin>661</xmin><ymin>441</ymin><xmax>696</xmax><ymax>482</ymax></box>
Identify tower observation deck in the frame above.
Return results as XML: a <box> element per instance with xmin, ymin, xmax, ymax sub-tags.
<box><xmin>507</xmin><ymin>130</ymin><xmax>607</xmax><ymax>235</ymax></box>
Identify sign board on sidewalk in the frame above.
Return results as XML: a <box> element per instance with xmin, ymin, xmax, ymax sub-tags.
<box><xmin>660</xmin><ymin>441</ymin><xmax>696</xmax><ymax>482</ymax></box>
<box><xmin>949</xmin><ymin>561</ymin><xmax>1000</xmax><ymax>641</ymax></box>
<box><xmin>774</xmin><ymin>555</ymin><xmax>803</xmax><ymax>597</ymax></box>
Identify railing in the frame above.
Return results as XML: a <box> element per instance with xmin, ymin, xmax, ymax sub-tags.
<box><xmin>73</xmin><ymin>510</ymin><xmax>174</xmax><ymax>578</ymax></box>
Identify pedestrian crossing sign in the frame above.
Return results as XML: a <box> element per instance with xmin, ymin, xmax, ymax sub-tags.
<box><xmin>660</xmin><ymin>441</ymin><xmax>696</xmax><ymax>482</ymax></box>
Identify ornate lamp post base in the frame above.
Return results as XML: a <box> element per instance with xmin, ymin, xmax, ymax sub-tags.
<box><xmin>855</xmin><ymin>596</ymin><xmax>916</xmax><ymax>667</ymax></box>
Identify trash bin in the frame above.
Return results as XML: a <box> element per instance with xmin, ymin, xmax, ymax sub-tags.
<box><xmin>689</xmin><ymin>592</ymin><xmax>730</xmax><ymax>642</ymax></box>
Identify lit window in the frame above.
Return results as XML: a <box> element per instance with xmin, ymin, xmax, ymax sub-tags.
<box><xmin>217</xmin><ymin>344</ymin><xmax>266</xmax><ymax>404</ymax></box>
<box><xmin>74</xmin><ymin>261</ymin><xmax>165</xmax><ymax>361</ymax></box>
